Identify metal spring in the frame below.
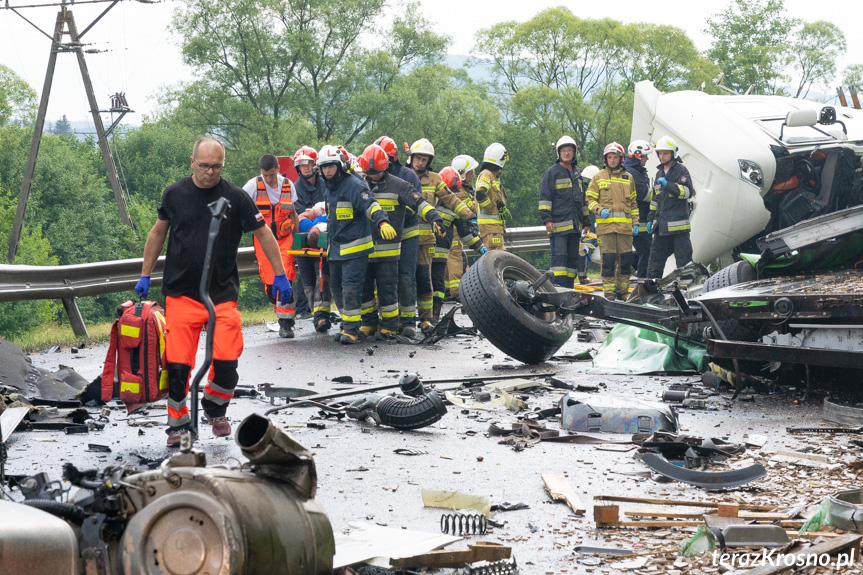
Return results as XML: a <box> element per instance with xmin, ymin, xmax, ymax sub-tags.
<box><xmin>440</xmin><ymin>512</ymin><xmax>487</xmax><ymax>535</ymax></box>
<box><xmin>467</xmin><ymin>558</ymin><xmax>518</xmax><ymax>575</ymax></box>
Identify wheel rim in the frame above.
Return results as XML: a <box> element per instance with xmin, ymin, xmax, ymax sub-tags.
<box><xmin>499</xmin><ymin>265</ymin><xmax>558</xmax><ymax>323</ymax></box>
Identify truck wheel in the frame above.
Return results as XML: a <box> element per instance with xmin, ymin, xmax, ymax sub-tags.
<box><xmin>460</xmin><ymin>251</ymin><xmax>573</xmax><ymax>364</ymax></box>
<box><xmin>702</xmin><ymin>260</ymin><xmax>756</xmax><ymax>293</ymax></box>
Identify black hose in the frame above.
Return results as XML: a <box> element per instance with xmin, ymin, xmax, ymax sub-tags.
<box><xmin>375</xmin><ymin>393</ymin><xmax>448</xmax><ymax>430</ymax></box>
<box><xmin>22</xmin><ymin>499</ymin><xmax>86</xmax><ymax>525</ymax></box>
<box><xmin>690</xmin><ymin>300</ymin><xmax>743</xmax><ymax>400</ymax></box>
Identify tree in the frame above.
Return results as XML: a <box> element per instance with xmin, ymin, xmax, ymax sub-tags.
<box><xmin>842</xmin><ymin>64</ymin><xmax>863</xmax><ymax>90</ymax></box>
<box><xmin>51</xmin><ymin>114</ymin><xmax>73</xmax><ymax>136</ymax></box>
<box><xmin>705</xmin><ymin>0</ymin><xmax>796</xmax><ymax>95</ymax></box>
<box><xmin>0</xmin><ymin>65</ymin><xmax>36</xmax><ymax>125</ymax></box>
<box><xmin>788</xmin><ymin>22</ymin><xmax>846</xmax><ymax>99</ymax></box>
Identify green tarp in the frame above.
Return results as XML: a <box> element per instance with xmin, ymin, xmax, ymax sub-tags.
<box><xmin>589</xmin><ymin>323</ymin><xmax>706</xmax><ymax>375</ymax></box>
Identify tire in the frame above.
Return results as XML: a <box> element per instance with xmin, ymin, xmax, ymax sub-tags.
<box><xmin>460</xmin><ymin>251</ymin><xmax>573</xmax><ymax>364</ymax></box>
<box><xmin>702</xmin><ymin>260</ymin><xmax>756</xmax><ymax>293</ymax></box>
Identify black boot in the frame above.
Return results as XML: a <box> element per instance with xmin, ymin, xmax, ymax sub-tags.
<box><xmin>278</xmin><ymin>318</ymin><xmax>294</xmax><ymax>339</ymax></box>
<box><xmin>432</xmin><ymin>302</ymin><xmax>442</xmax><ymax>323</ymax></box>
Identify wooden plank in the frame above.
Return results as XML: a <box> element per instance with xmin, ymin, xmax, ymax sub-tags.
<box><xmin>543</xmin><ymin>474</ymin><xmax>586</xmax><ymax>514</ymax></box>
<box><xmin>1</xmin><ymin>407</ymin><xmax>29</xmax><ymax>443</ymax></box>
<box><xmin>390</xmin><ymin>542</ymin><xmax>511</xmax><ymax>568</ymax></box>
<box><xmin>594</xmin><ymin>495</ymin><xmax>775</xmax><ymax>512</ymax></box>
<box><xmin>624</xmin><ymin>508</ymin><xmax>793</xmax><ymax>520</ymax></box>
<box><xmin>730</xmin><ymin>533</ymin><xmax>860</xmax><ymax>575</ymax></box>
<box><xmin>598</xmin><ymin>520</ymin><xmax>705</xmax><ymax>528</ymax></box>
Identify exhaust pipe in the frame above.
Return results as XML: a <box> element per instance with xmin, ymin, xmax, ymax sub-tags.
<box><xmin>348</xmin><ymin>392</ymin><xmax>448</xmax><ymax>430</ymax></box>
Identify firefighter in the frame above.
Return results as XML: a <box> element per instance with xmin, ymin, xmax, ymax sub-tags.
<box><xmin>241</xmin><ymin>154</ymin><xmax>299</xmax><ymax>338</ymax></box>
<box><xmin>539</xmin><ymin>136</ymin><xmax>591</xmax><ymax>287</ymax></box>
<box><xmin>445</xmin><ymin>154</ymin><xmax>480</xmax><ymax>299</ymax></box>
<box><xmin>292</xmin><ymin>145</ymin><xmax>334</xmax><ymax>333</ymax></box>
<box><xmin>624</xmin><ymin>140</ymin><xmax>654</xmax><ymax>279</ymax></box>
<box><xmin>356</xmin><ymin>144</ymin><xmax>446</xmax><ymax>339</ymax></box>
<box><xmin>646</xmin><ymin>135</ymin><xmax>694</xmax><ymax>279</ymax></box>
<box><xmin>586</xmin><ymin>142</ymin><xmax>639</xmax><ymax>300</ymax></box>
<box><xmin>408</xmin><ymin>138</ymin><xmax>484</xmax><ymax>331</ymax></box>
<box><xmin>136</xmin><ymin>137</ymin><xmax>292</xmax><ymax>446</ymax></box>
<box><xmin>374</xmin><ymin>135</ymin><xmax>423</xmax><ymax>338</ymax></box>
<box><xmin>476</xmin><ymin>142</ymin><xmax>510</xmax><ymax>251</ymax></box>
<box><xmin>317</xmin><ymin>144</ymin><xmax>394</xmax><ymax>344</ymax></box>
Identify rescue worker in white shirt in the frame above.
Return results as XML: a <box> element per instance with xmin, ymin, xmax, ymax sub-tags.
<box><xmin>475</xmin><ymin>142</ymin><xmax>510</xmax><ymax>251</ymax></box>
<box><xmin>624</xmin><ymin>140</ymin><xmax>654</xmax><ymax>279</ymax></box>
<box><xmin>357</xmin><ymin>144</ymin><xmax>446</xmax><ymax>339</ymax></box>
<box><xmin>242</xmin><ymin>154</ymin><xmax>300</xmax><ymax>338</ymax></box>
<box><xmin>538</xmin><ymin>136</ymin><xmax>591</xmax><ymax>287</ymax></box>
<box><xmin>445</xmin><ymin>154</ymin><xmax>480</xmax><ymax>299</ymax></box>
<box><xmin>585</xmin><ymin>143</ymin><xmax>639</xmax><ymax>300</ymax></box>
<box><xmin>408</xmin><ymin>138</ymin><xmax>485</xmax><ymax>331</ymax></box>
<box><xmin>646</xmin><ymin>135</ymin><xmax>694</xmax><ymax>279</ymax></box>
<box><xmin>317</xmin><ymin>145</ymin><xmax>394</xmax><ymax>344</ymax></box>
<box><xmin>374</xmin><ymin>135</ymin><xmax>424</xmax><ymax>338</ymax></box>
<box><xmin>292</xmin><ymin>145</ymin><xmax>334</xmax><ymax>333</ymax></box>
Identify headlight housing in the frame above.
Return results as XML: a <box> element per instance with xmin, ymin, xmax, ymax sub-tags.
<box><xmin>738</xmin><ymin>159</ymin><xmax>764</xmax><ymax>188</ymax></box>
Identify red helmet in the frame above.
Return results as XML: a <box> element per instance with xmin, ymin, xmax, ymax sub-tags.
<box><xmin>358</xmin><ymin>144</ymin><xmax>389</xmax><ymax>174</ymax></box>
<box><xmin>439</xmin><ymin>166</ymin><xmax>462</xmax><ymax>190</ymax></box>
<box><xmin>603</xmin><ymin>142</ymin><xmax>625</xmax><ymax>159</ymax></box>
<box><xmin>374</xmin><ymin>136</ymin><xmax>399</xmax><ymax>161</ymax></box>
<box><xmin>336</xmin><ymin>145</ymin><xmax>350</xmax><ymax>167</ymax></box>
<box><xmin>293</xmin><ymin>145</ymin><xmax>318</xmax><ymax>166</ymax></box>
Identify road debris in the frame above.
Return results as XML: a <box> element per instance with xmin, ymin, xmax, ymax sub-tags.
<box><xmin>421</xmin><ymin>489</ymin><xmax>493</xmax><ymax>516</ymax></box>
<box><xmin>542</xmin><ymin>473</ymin><xmax>586</xmax><ymax>514</ymax></box>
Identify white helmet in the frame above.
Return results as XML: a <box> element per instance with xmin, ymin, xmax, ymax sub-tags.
<box><xmin>409</xmin><ymin>138</ymin><xmax>435</xmax><ymax>163</ymax></box>
<box><xmin>483</xmin><ymin>142</ymin><xmax>508</xmax><ymax>168</ymax></box>
<box><xmin>627</xmin><ymin>139</ymin><xmax>653</xmax><ymax>159</ymax></box>
<box><xmin>654</xmin><ymin>135</ymin><xmax>678</xmax><ymax>154</ymax></box>
<box><xmin>555</xmin><ymin>135</ymin><xmax>577</xmax><ymax>160</ymax></box>
<box><xmin>581</xmin><ymin>165</ymin><xmax>600</xmax><ymax>181</ymax></box>
<box><xmin>317</xmin><ymin>144</ymin><xmax>345</xmax><ymax>170</ymax></box>
<box><xmin>451</xmin><ymin>154</ymin><xmax>479</xmax><ymax>178</ymax></box>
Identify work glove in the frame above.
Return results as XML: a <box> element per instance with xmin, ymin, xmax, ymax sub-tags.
<box><xmin>431</xmin><ymin>218</ymin><xmax>446</xmax><ymax>242</ymax></box>
<box><xmin>646</xmin><ymin>221</ymin><xmax>654</xmax><ymax>234</ymax></box>
<box><xmin>271</xmin><ymin>274</ymin><xmax>293</xmax><ymax>306</ymax></box>
<box><xmin>379</xmin><ymin>221</ymin><xmax>397</xmax><ymax>240</ymax></box>
<box><xmin>498</xmin><ymin>205</ymin><xmax>512</xmax><ymax>221</ymax></box>
<box><xmin>600</xmin><ymin>208</ymin><xmax>610</xmax><ymax>219</ymax></box>
<box><xmin>467</xmin><ymin>217</ymin><xmax>480</xmax><ymax>236</ymax></box>
<box><xmin>633</xmin><ymin>225</ymin><xmax>639</xmax><ymax>236</ymax></box>
<box><xmin>656</xmin><ymin>177</ymin><xmax>668</xmax><ymax>187</ymax></box>
<box><xmin>479</xmin><ymin>246</ymin><xmax>488</xmax><ymax>255</ymax></box>
<box><xmin>135</xmin><ymin>276</ymin><xmax>150</xmax><ymax>299</ymax></box>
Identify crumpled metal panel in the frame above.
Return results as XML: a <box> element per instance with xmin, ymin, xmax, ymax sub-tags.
<box><xmin>826</xmin><ymin>489</ymin><xmax>863</xmax><ymax>533</ymax></box>
<box><xmin>559</xmin><ymin>392</ymin><xmax>678</xmax><ymax>434</ymax></box>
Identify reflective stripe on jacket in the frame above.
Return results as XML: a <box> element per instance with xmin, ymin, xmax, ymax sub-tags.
<box><xmin>649</xmin><ymin>160</ymin><xmax>694</xmax><ymax>236</ymax></box>
<box><xmin>585</xmin><ymin>167</ymin><xmax>638</xmax><ymax>236</ymax></box>
<box><xmin>367</xmin><ymin>172</ymin><xmax>440</xmax><ymax>261</ymax></box>
<box><xmin>475</xmin><ymin>168</ymin><xmax>506</xmax><ymax>233</ymax></box>
<box><xmin>415</xmin><ymin>169</ymin><xmax>473</xmax><ymax>246</ymax></box>
<box><xmin>255</xmin><ymin>176</ymin><xmax>294</xmax><ymax>239</ymax></box>
<box><xmin>325</xmin><ymin>173</ymin><xmax>389</xmax><ymax>261</ymax></box>
<box><xmin>538</xmin><ymin>162</ymin><xmax>588</xmax><ymax>236</ymax></box>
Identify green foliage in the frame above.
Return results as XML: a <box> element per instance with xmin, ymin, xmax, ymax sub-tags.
<box><xmin>789</xmin><ymin>22</ymin><xmax>846</xmax><ymax>99</ymax></box>
<box><xmin>0</xmin><ymin>65</ymin><xmax>36</xmax><ymax>126</ymax></box>
<box><xmin>51</xmin><ymin>115</ymin><xmax>73</xmax><ymax>136</ymax></box>
<box><xmin>705</xmin><ymin>0</ymin><xmax>796</xmax><ymax>95</ymax></box>
<box><xmin>844</xmin><ymin>65</ymin><xmax>863</xmax><ymax>90</ymax></box>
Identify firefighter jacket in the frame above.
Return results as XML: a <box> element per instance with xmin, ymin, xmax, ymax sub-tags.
<box><xmin>538</xmin><ymin>161</ymin><xmax>589</xmax><ymax>237</ymax></box>
<box><xmin>586</xmin><ymin>166</ymin><xmax>639</xmax><ymax>236</ymax></box>
<box><xmin>293</xmin><ymin>174</ymin><xmax>327</xmax><ymax>214</ymax></box>
<box><xmin>475</xmin><ymin>168</ymin><xmax>507</xmax><ymax>233</ymax></box>
<box><xmin>452</xmin><ymin>183</ymin><xmax>483</xmax><ymax>250</ymax></box>
<box><xmin>388</xmin><ymin>161</ymin><xmax>423</xmax><ymax>240</ymax></box>
<box><xmin>367</xmin><ymin>173</ymin><xmax>442</xmax><ymax>262</ymax></box>
<box><xmin>623</xmin><ymin>156</ymin><xmax>651</xmax><ymax>232</ymax></box>
<box><xmin>415</xmin><ymin>169</ymin><xmax>474</xmax><ymax>246</ymax></box>
<box><xmin>254</xmin><ymin>176</ymin><xmax>294</xmax><ymax>239</ymax></box>
<box><xmin>324</xmin><ymin>172</ymin><xmax>389</xmax><ymax>261</ymax></box>
<box><xmin>649</xmin><ymin>160</ymin><xmax>694</xmax><ymax>236</ymax></box>
<box><xmin>459</xmin><ymin>184</ymin><xmax>479</xmax><ymax>216</ymax></box>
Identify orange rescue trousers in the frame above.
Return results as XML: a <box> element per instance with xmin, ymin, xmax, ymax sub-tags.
<box><xmin>254</xmin><ymin>233</ymin><xmax>297</xmax><ymax>320</ymax></box>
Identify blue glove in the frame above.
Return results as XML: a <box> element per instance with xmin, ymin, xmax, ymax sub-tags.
<box><xmin>633</xmin><ymin>225</ymin><xmax>639</xmax><ymax>236</ymax></box>
<box><xmin>600</xmin><ymin>208</ymin><xmax>610</xmax><ymax>219</ymax></box>
<box><xmin>135</xmin><ymin>276</ymin><xmax>150</xmax><ymax>298</ymax></box>
<box><xmin>646</xmin><ymin>221</ymin><xmax>654</xmax><ymax>234</ymax></box>
<box><xmin>656</xmin><ymin>177</ymin><xmax>667</xmax><ymax>187</ymax></box>
<box><xmin>271</xmin><ymin>274</ymin><xmax>293</xmax><ymax>306</ymax></box>
<box><xmin>468</xmin><ymin>217</ymin><xmax>478</xmax><ymax>227</ymax></box>
<box><xmin>479</xmin><ymin>246</ymin><xmax>488</xmax><ymax>255</ymax></box>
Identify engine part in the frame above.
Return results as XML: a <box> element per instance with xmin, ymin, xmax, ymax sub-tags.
<box><xmin>560</xmin><ymin>392</ymin><xmax>678</xmax><ymax>434</ymax></box>
<box><xmin>464</xmin><ymin>557</ymin><xmax>518</xmax><ymax>575</ymax></box>
<box><xmin>823</xmin><ymin>489</ymin><xmax>863</xmax><ymax>533</ymax></box>
<box><xmin>722</xmin><ymin>524</ymin><xmax>789</xmax><ymax>547</ymax></box>
<box><xmin>441</xmin><ymin>512</ymin><xmax>487</xmax><ymax>535</ymax></box>
<box><xmin>0</xmin><ymin>500</ymin><xmax>81</xmax><ymax>575</ymax></box>
<box><xmin>640</xmin><ymin>453</ymin><xmax>766</xmax><ymax>490</ymax></box>
<box><xmin>399</xmin><ymin>373</ymin><xmax>425</xmax><ymax>397</ymax></box>
<box><xmin>662</xmin><ymin>389</ymin><xmax>689</xmax><ymax>402</ymax></box>
<box><xmin>347</xmin><ymin>392</ymin><xmax>447</xmax><ymax>430</ymax></box>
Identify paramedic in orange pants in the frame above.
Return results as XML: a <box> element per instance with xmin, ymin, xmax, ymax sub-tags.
<box><xmin>243</xmin><ymin>154</ymin><xmax>300</xmax><ymax>338</ymax></box>
<box><xmin>136</xmin><ymin>138</ymin><xmax>292</xmax><ymax>447</ymax></box>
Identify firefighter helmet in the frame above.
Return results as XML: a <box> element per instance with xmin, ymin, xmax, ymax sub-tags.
<box><xmin>451</xmin><ymin>154</ymin><xmax>479</xmax><ymax>177</ymax></box>
<box><xmin>317</xmin><ymin>145</ymin><xmax>345</xmax><ymax>170</ymax></box>
<box><xmin>603</xmin><ymin>142</ymin><xmax>625</xmax><ymax>159</ymax></box>
<box><xmin>627</xmin><ymin>140</ymin><xmax>653</xmax><ymax>159</ymax></box>
<box><xmin>293</xmin><ymin>145</ymin><xmax>318</xmax><ymax>166</ymax></box>
<box><xmin>654</xmin><ymin>135</ymin><xmax>678</xmax><ymax>154</ymax></box>
<box><xmin>483</xmin><ymin>142</ymin><xmax>508</xmax><ymax>168</ymax></box>
<box><xmin>374</xmin><ymin>136</ymin><xmax>399</xmax><ymax>161</ymax></box>
<box><xmin>555</xmin><ymin>135</ymin><xmax>577</xmax><ymax>160</ymax></box>
<box><xmin>358</xmin><ymin>144</ymin><xmax>389</xmax><ymax>174</ymax></box>
<box><xmin>409</xmin><ymin>138</ymin><xmax>435</xmax><ymax>162</ymax></box>
<box><xmin>439</xmin><ymin>166</ymin><xmax>462</xmax><ymax>190</ymax></box>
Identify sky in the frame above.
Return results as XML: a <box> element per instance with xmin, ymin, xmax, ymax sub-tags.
<box><xmin>0</xmin><ymin>0</ymin><xmax>860</xmax><ymax>128</ymax></box>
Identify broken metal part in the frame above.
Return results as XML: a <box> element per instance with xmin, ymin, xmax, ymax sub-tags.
<box><xmin>787</xmin><ymin>425</ymin><xmax>863</xmax><ymax>434</ymax></box>
<box><xmin>258</xmin><ymin>383</ymin><xmax>318</xmax><ymax>404</ymax></box>
<box><xmin>419</xmin><ymin>304</ymin><xmax>478</xmax><ymax>344</ymax></box>
<box><xmin>390</xmin><ymin>542</ymin><xmax>511</xmax><ymax>569</ymax></box>
<box><xmin>560</xmin><ymin>392</ymin><xmax>678</xmax><ymax>434</ymax></box>
<box><xmin>0</xmin><ymin>500</ymin><xmax>82</xmax><ymax>574</ymax></box>
<box><xmin>706</xmin><ymin>339</ymin><xmax>863</xmax><ymax>369</ymax></box>
<box><xmin>345</xmin><ymin>392</ymin><xmax>448</xmax><ymax>430</ymax></box>
<box><xmin>441</xmin><ymin>512</ymin><xmax>487</xmax><ymax>535</ymax></box>
<box><xmin>1</xmin><ymin>406</ymin><xmax>29</xmax><ymax>443</ymax></box>
<box><xmin>573</xmin><ymin>545</ymin><xmax>633</xmax><ymax>556</ymax></box>
<box><xmin>63</xmin><ymin>424</ymin><xmax>89</xmax><ymax>434</ymax></box>
<box><xmin>721</xmin><ymin>524</ymin><xmax>789</xmax><ymax>547</ymax></box>
<box><xmin>824</xmin><ymin>398</ymin><xmax>863</xmax><ymax>427</ymax></box>
<box><xmin>460</xmin><ymin>558</ymin><xmax>518</xmax><ymax>575</ymax></box>
<box><xmin>823</xmin><ymin>489</ymin><xmax>863</xmax><ymax>533</ymax></box>
<box><xmin>86</xmin><ymin>444</ymin><xmax>111</xmax><ymax>453</ymax></box>
<box><xmin>399</xmin><ymin>373</ymin><xmax>425</xmax><ymax>397</ymax></box>
<box><xmin>662</xmin><ymin>389</ymin><xmax>690</xmax><ymax>402</ymax></box>
<box><xmin>640</xmin><ymin>453</ymin><xmax>767</xmax><ymax>490</ymax></box>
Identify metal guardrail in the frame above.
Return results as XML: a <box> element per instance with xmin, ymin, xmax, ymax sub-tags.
<box><xmin>0</xmin><ymin>226</ymin><xmax>552</xmax><ymax>338</ymax></box>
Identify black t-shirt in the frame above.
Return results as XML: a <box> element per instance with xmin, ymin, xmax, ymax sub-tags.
<box><xmin>157</xmin><ymin>176</ymin><xmax>265</xmax><ymax>304</ymax></box>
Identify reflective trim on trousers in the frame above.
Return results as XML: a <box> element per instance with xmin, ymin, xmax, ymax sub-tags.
<box><xmin>203</xmin><ymin>380</ymin><xmax>234</xmax><ymax>406</ymax></box>
<box><xmin>167</xmin><ymin>398</ymin><xmax>190</xmax><ymax>428</ymax></box>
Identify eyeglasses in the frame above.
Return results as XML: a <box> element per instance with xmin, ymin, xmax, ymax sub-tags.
<box><xmin>193</xmin><ymin>158</ymin><xmax>223</xmax><ymax>172</ymax></box>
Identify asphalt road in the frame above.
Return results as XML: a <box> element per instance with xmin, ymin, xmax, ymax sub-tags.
<box><xmin>11</xmin><ymin>304</ymin><xmax>845</xmax><ymax>574</ymax></box>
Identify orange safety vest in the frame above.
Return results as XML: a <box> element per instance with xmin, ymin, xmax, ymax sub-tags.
<box><xmin>256</xmin><ymin>176</ymin><xmax>294</xmax><ymax>239</ymax></box>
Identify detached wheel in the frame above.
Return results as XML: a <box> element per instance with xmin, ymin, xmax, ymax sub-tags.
<box><xmin>460</xmin><ymin>251</ymin><xmax>573</xmax><ymax>364</ymax></box>
<box><xmin>702</xmin><ymin>260</ymin><xmax>756</xmax><ymax>293</ymax></box>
